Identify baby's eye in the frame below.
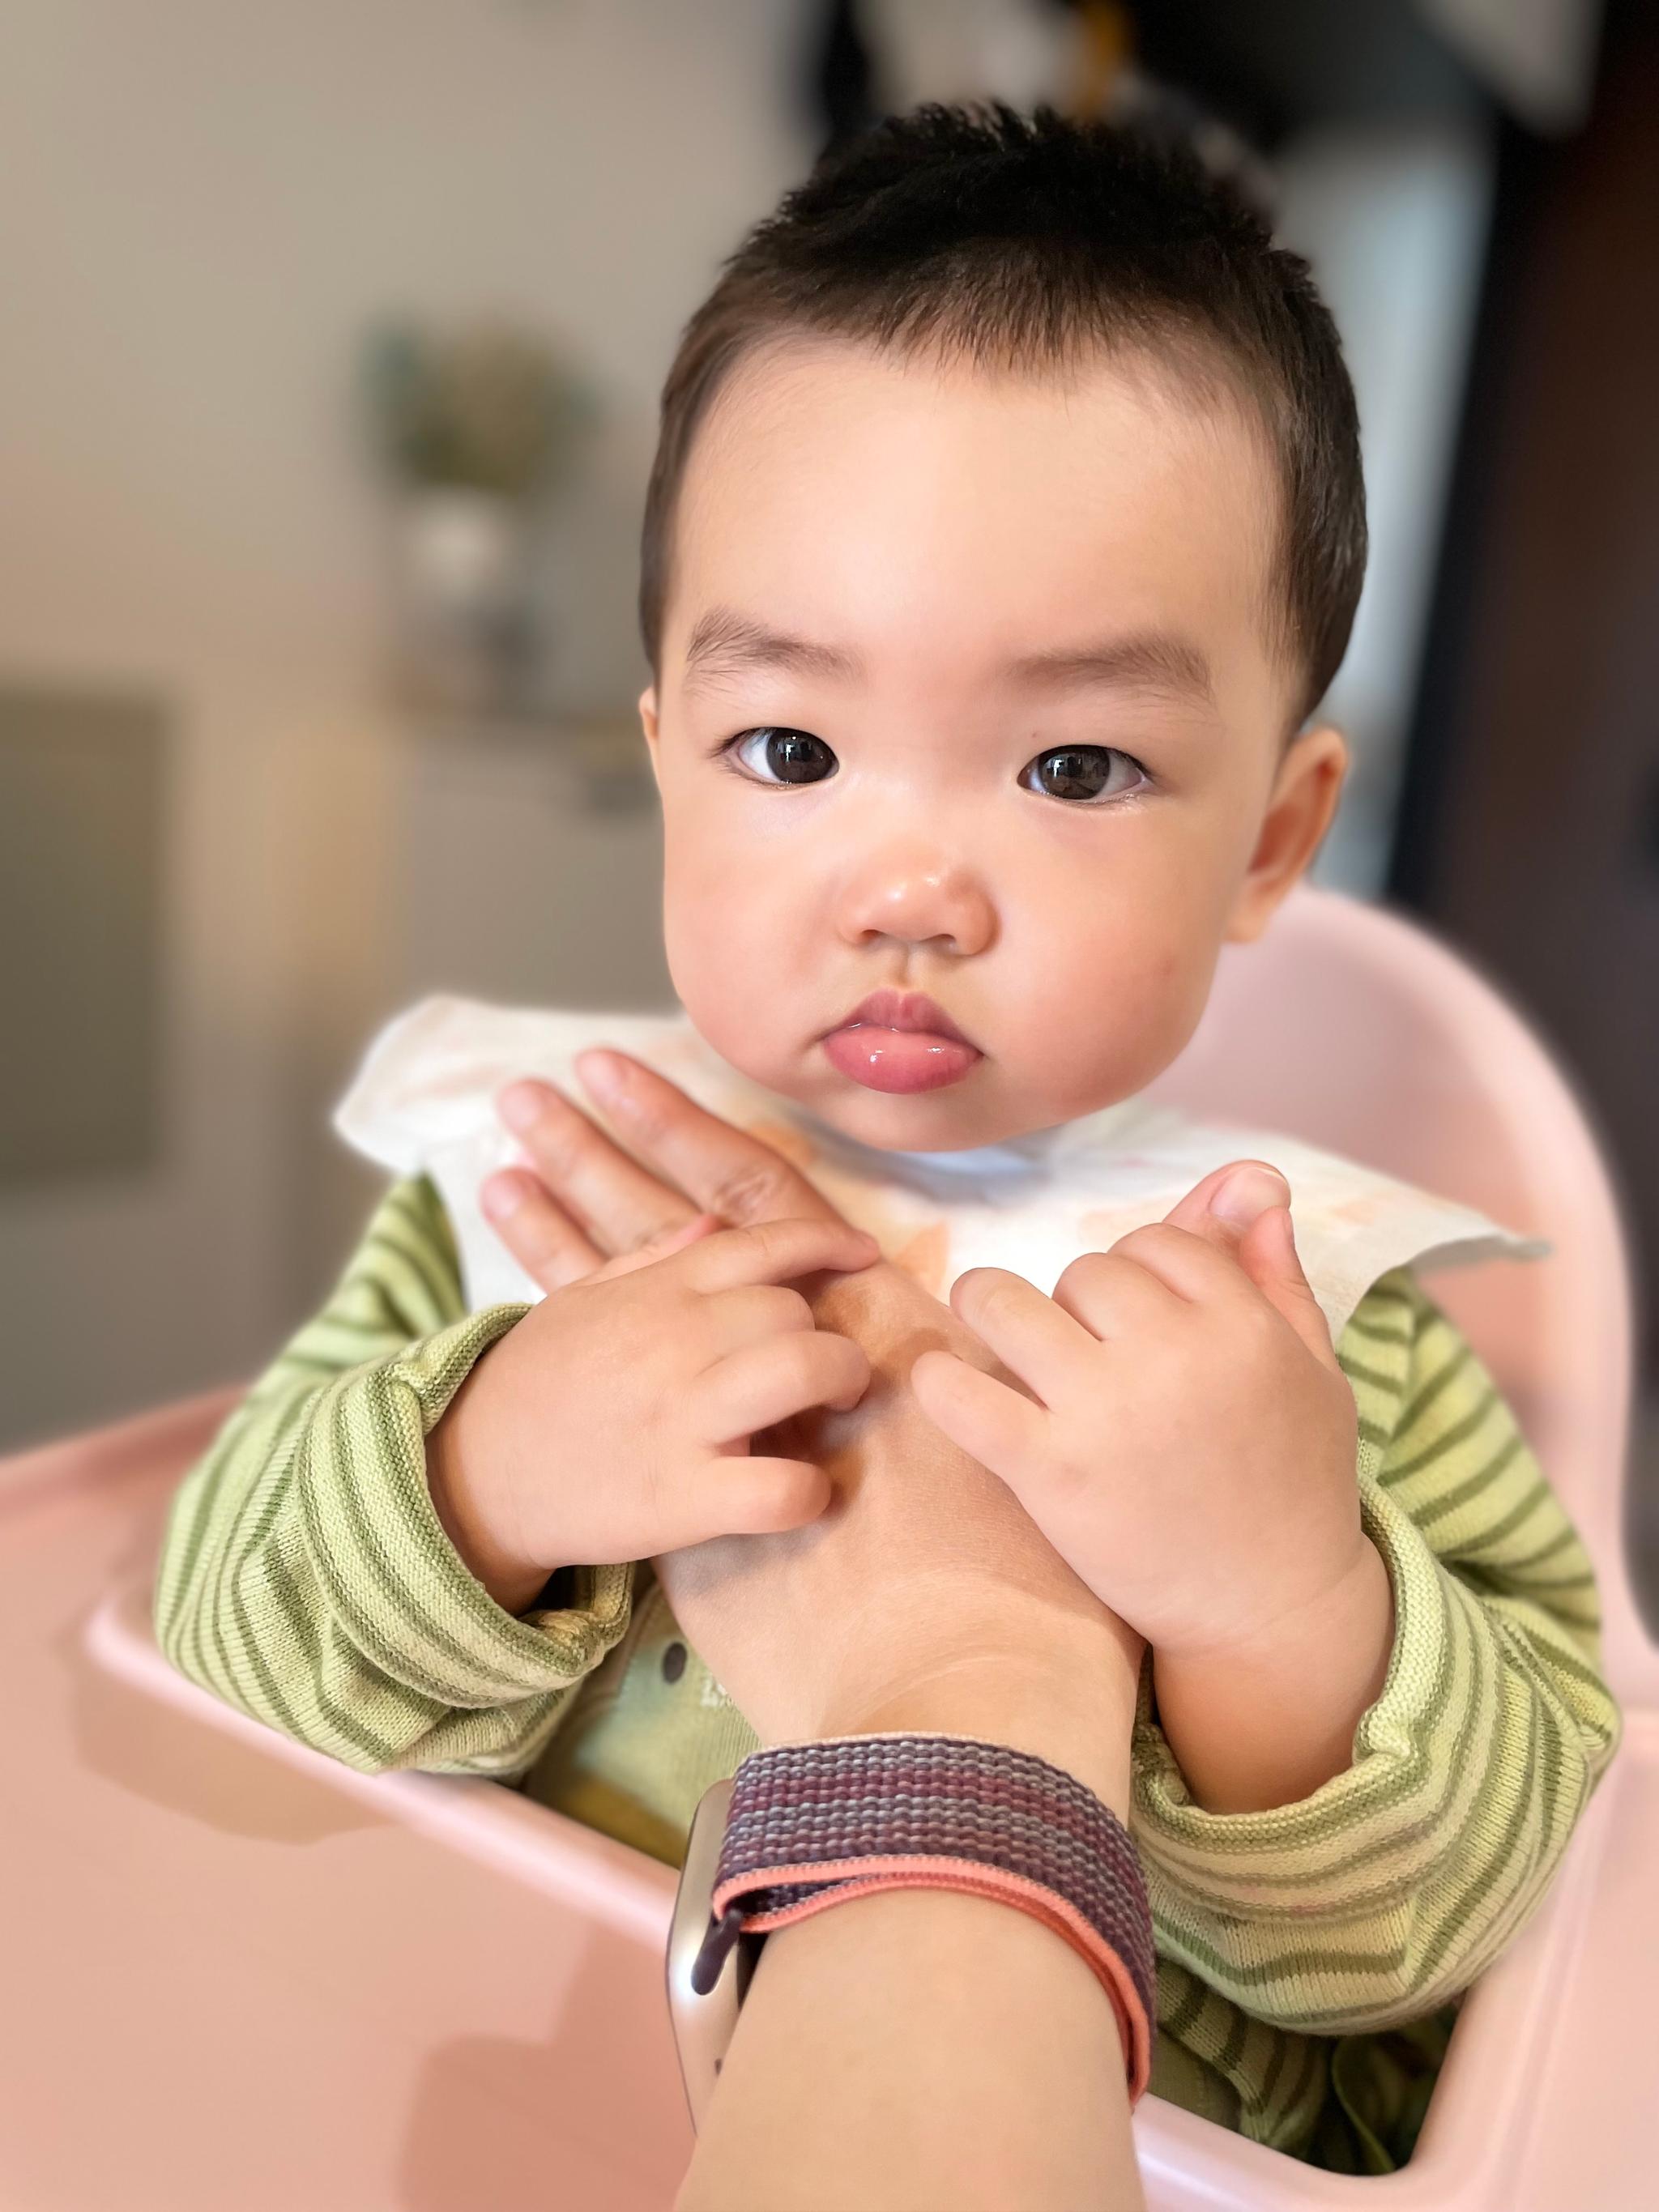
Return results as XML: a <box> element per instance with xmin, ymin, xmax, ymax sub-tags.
<box><xmin>1018</xmin><ymin>745</ymin><xmax>1144</xmax><ymax>804</ymax></box>
<box><xmin>729</xmin><ymin>727</ymin><xmax>838</xmax><ymax>786</ymax></box>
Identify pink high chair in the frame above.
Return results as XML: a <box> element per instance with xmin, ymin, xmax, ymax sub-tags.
<box><xmin>2</xmin><ymin>883</ymin><xmax>1653</xmax><ymax>2210</ymax></box>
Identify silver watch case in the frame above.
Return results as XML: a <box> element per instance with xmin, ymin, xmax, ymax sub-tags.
<box><xmin>665</xmin><ymin>1778</ymin><xmax>757</xmax><ymax>2129</ymax></box>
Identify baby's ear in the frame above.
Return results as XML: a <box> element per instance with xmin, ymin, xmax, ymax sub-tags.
<box><xmin>638</xmin><ymin>684</ymin><xmax>661</xmax><ymax>750</ymax></box>
<box><xmin>637</xmin><ymin>687</ymin><xmax>666</xmax><ymax>797</ymax></box>
<box><xmin>1224</xmin><ymin>722</ymin><xmax>1348</xmax><ymax>944</ymax></box>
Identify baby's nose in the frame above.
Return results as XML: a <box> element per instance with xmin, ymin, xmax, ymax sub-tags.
<box><xmin>834</xmin><ymin>854</ymin><xmax>996</xmax><ymax>957</ymax></box>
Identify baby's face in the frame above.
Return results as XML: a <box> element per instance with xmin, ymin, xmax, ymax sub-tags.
<box><xmin>641</xmin><ymin>338</ymin><xmax>1346</xmax><ymax>1151</ymax></box>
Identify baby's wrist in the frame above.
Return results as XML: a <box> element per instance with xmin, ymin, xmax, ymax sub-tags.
<box><xmin>1150</xmin><ymin>1536</ymin><xmax>1394</xmax><ymax>1812</ymax></box>
<box><xmin>427</xmin><ymin>1351</ymin><xmax>554</xmax><ymax>1617</ymax></box>
<box><xmin>1154</xmin><ymin>1531</ymin><xmax>1386</xmax><ymax>1672</ymax></box>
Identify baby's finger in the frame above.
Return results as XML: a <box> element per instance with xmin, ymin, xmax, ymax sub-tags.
<box><xmin>575</xmin><ymin>1050</ymin><xmax>844</xmax><ymax>1226</ymax></box>
<box><xmin>595</xmin><ymin>1211</ymin><xmax>723</xmax><ymax>1281</ymax></box>
<box><xmin>1051</xmin><ymin>1247</ymin><xmax>1183</xmax><ymax>1340</ymax></box>
<box><xmin>481</xmin><ymin>1170</ymin><xmax>603</xmax><ymax>1291</ymax></box>
<box><xmin>949</xmin><ymin>1267</ymin><xmax>1094</xmax><ymax>1408</ymax></box>
<box><xmin>911</xmin><ymin>1349</ymin><xmax>1049</xmax><ymax>1488</ymax></box>
<box><xmin>677</xmin><ymin>1216</ymin><xmax>879</xmax><ymax>1294</ymax></box>
<box><xmin>1103</xmin><ymin>1219</ymin><xmax>1263</xmax><ymax>1307</ymax></box>
<box><xmin>697</xmin><ymin>1332</ymin><xmax>872</xmax><ymax>1440</ymax></box>
<box><xmin>703</xmin><ymin>1282</ymin><xmax>816</xmax><ymax>1351</ymax></box>
<box><xmin>497</xmin><ymin>1078</ymin><xmax>697</xmax><ymax>1255</ymax></box>
<box><xmin>1236</xmin><ymin>1204</ymin><xmax>1341</xmax><ymax>1369</ymax></box>
<box><xmin>689</xmin><ymin>1454</ymin><xmax>833</xmax><ymax>1539</ymax></box>
<box><xmin>1163</xmin><ymin>1158</ymin><xmax>1291</xmax><ymax>1257</ymax></box>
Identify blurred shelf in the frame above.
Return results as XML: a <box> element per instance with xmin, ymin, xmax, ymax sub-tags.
<box><xmin>398</xmin><ymin>710</ymin><xmax>654</xmax><ymax>805</ymax></box>
<box><xmin>390</xmin><ymin>712</ymin><xmax>673</xmax><ymax>1016</ymax></box>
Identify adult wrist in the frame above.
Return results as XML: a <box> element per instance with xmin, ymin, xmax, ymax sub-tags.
<box><xmin>813</xmin><ymin>1629</ymin><xmax>1141</xmax><ymax>1819</ymax></box>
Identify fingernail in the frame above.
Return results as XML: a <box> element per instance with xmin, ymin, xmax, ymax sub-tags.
<box><xmin>575</xmin><ymin>1049</ymin><xmax>627</xmax><ymax>1103</ymax></box>
<box><xmin>1211</xmin><ymin>1162</ymin><xmax>1290</xmax><ymax>1229</ymax></box>
<box><xmin>482</xmin><ymin>1171</ymin><xmax>527</xmax><ymax>1221</ymax></box>
<box><xmin>499</xmin><ymin>1081</ymin><xmax>546</xmax><ymax>1135</ymax></box>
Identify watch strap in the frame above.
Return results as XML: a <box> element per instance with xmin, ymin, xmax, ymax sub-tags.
<box><xmin>690</xmin><ymin>1733</ymin><xmax>1155</xmax><ymax>2102</ymax></box>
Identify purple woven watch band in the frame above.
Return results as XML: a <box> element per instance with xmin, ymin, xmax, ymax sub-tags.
<box><xmin>692</xmin><ymin>1734</ymin><xmax>1156</xmax><ymax>2095</ymax></box>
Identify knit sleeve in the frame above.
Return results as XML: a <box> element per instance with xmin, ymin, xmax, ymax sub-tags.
<box><xmin>153</xmin><ymin>1174</ymin><xmax>632</xmax><ymax>1779</ymax></box>
<box><xmin>1129</xmin><ymin>1264</ymin><xmax>1622</xmax><ymax>2035</ymax></box>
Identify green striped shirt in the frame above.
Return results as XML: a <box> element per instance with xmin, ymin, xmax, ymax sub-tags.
<box><xmin>153</xmin><ymin>1174</ymin><xmax>1620</xmax><ymax>2174</ymax></box>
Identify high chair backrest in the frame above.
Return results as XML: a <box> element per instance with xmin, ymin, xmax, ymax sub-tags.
<box><xmin>1142</xmin><ymin>883</ymin><xmax>1655</xmax><ymax>1705</ymax></box>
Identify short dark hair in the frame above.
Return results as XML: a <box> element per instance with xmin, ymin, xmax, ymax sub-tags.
<box><xmin>639</xmin><ymin>101</ymin><xmax>1367</xmax><ymax>727</ymax></box>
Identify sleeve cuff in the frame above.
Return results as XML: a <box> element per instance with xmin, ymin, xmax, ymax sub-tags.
<box><xmin>294</xmin><ymin>1305</ymin><xmax>633</xmax><ymax>1707</ymax></box>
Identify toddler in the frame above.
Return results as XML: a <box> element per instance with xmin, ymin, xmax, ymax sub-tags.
<box><xmin>156</xmin><ymin>105</ymin><xmax>1618</xmax><ymax>2172</ymax></box>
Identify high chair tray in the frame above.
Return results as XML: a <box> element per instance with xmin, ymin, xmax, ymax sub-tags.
<box><xmin>8</xmin><ymin>1392</ymin><xmax>1656</xmax><ymax>2210</ymax></box>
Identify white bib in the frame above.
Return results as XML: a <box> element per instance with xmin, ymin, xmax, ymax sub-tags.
<box><xmin>335</xmin><ymin>995</ymin><xmax>1547</xmax><ymax>1344</ymax></box>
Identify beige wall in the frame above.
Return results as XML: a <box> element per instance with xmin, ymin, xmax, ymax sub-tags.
<box><xmin>0</xmin><ymin>1</ymin><xmax>811</xmax><ymax>1447</ymax></box>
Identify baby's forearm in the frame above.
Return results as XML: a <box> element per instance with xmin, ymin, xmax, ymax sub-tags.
<box><xmin>1151</xmin><ymin>1537</ymin><xmax>1393</xmax><ymax>1813</ymax></box>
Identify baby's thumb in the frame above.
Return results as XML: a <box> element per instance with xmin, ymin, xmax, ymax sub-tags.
<box><xmin>1210</xmin><ymin>1166</ymin><xmax>1337</xmax><ymax>1366</ymax></box>
<box><xmin>1166</xmin><ymin>1162</ymin><xmax>1333</xmax><ymax>1361</ymax></box>
<box><xmin>1164</xmin><ymin>1159</ymin><xmax>1288</xmax><ymax>1251</ymax></box>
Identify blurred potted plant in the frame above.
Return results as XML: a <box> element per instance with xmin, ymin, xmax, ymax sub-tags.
<box><xmin>364</xmin><ymin>318</ymin><xmax>598</xmax><ymax>716</ymax></box>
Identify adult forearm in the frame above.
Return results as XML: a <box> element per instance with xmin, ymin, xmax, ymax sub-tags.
<box><xmin>679</xmin><ymin>1886</ymin><xmax>1141</xmax><ymax>2212</ymax></box>
<box><xmin>676</xmin><ymin>1656</ymin><xmax>1145</xmax><ymax>2212</ymax></box>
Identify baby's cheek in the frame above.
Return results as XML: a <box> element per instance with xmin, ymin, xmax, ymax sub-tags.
<box><xmin>1124</xmin><ymin>937</ymin><xmax>1213</xmax><ymax>1066</ymax></box>
<box><xmin>662</xmin><ymin>847</ymin><xmax>740</xmax><ymax>993</ymax></box>
<box><xmin>666</xmin><ymin>807</ymin><xmax>785</xmax><ymax>923</ymax></box>
<box><xmin>1013</xmin><ymin>925</ymin><xmax>1205</xmax><ymax>1120</ymax></box>
<box><xmin>659</xmin><ymin>780</ymin><xmax>855</xmax><ymax>1092</ymax></box>
<box><xmin>663</xmin><ymin>884</ymin><xmax>801</xmax><ymax>1086</ymax></box>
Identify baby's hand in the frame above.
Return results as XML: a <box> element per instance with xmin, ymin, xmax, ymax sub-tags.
<box><xmin>428</xmin><ymin>1217</ymin><xmax>878</xmax><ymax>1613</ymax></box>
<box><xmin>910</xmin><ymin>1162</ymin><xmax>1363</xmax><ymax>1660</ymax></box>
<box><xmin>912</xmin><ymin>1162</ymin><xmax>1395</xmax><ymax>1812</ymax></box>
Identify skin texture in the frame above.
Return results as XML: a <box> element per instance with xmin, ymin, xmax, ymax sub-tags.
<box><xmin>436</xmin><ymin>338</ymin><xmax>1391</xmax><ymax>1838</ymax></box>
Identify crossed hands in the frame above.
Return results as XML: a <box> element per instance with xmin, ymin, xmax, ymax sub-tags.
<box><xmin>430</xmin><ymin>1050</ymin><xmax>1388</xmax><ymax>1811</ymax></box>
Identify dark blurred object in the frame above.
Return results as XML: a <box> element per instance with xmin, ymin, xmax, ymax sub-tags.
<box><xmin>1392</xmin><ymin>0</ymin><xmax>1659</xmax><ymax>1369</ymax></box>
<box><xmin>801</xmin><ymin>0</ymin><xmax>1601</xmax><ymax>156</ymax></box>
<box><xmin>1126</xmin><ymin>0</ymin><xmax>1600</xmax><ymax>143</ymax></box>
<box><xmin>805</xmin><ymin>0</ymin><xmax>880</xmax><ymax>150</ymax></box>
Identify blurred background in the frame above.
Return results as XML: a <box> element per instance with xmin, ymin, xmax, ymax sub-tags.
<box><xmin>1</xmin><ymin>1</ymin><xmax>1654</xmax><ymax>1572</ymax></box>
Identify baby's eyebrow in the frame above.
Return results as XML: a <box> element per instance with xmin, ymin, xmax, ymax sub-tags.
<box><xmin>680</xmin><ymin>607</ymin><xmax>1213</xmax><ymax>708</ymax></box>
<box><xmin>1009</xmin><ymin>633</ymin><xmax>1214</xmax><ymax>706</ymax></box>
<box><xmin>681</xmin><ymin>609</ymin><xmax>861</xmax><ymax>689</ymax></box>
